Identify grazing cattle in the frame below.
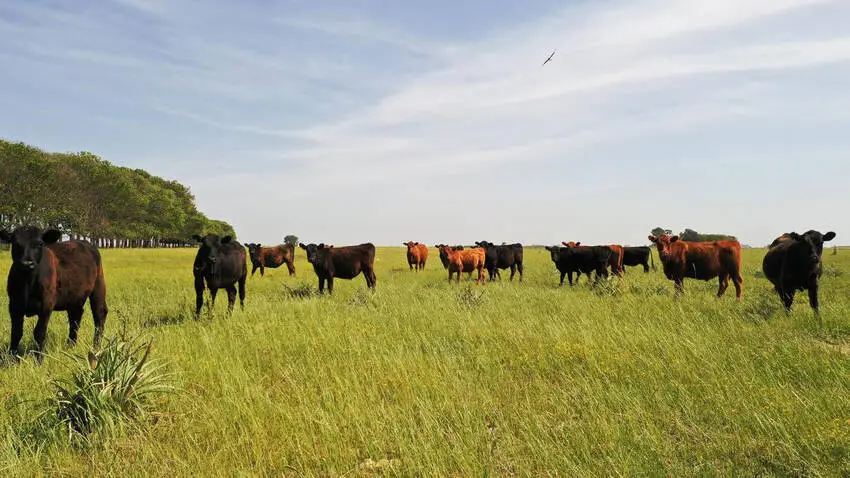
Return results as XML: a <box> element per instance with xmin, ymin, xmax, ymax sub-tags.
<box><xmin>561</xmin><ymin>241</ymin><xmax>623</xmax><ymax>279</ymax></box>
<box><xmin>299</xmin><ymin>242</ymin><xmax>376</xmax><ymax>294</ymax></box>
<box><xmin>193</xmin><ymin>234</ymin><xmax>247</xmax><ymax>317</ymax></box>
<box><xmin>762</xmin><ymin>230</ymin><xmax>836</xmax><ymax>314</ymax></box>
<box><xmin>437</xmin><ymin>245</ymin><xmax>486</xmax><ymax>284</ymax></box>
<box><xmin>622</xmin><ymin>246</ymin><xmax>655</xmax><ymax>272</ymax></box>
<box><xmin>474</xmin><ymin>241</ymin><xmax>524</xmax><ymax>281</ymax></box>
<box><xmin>0</xmin><ymin>226</ymin><xmax>107</xmax><ymax>359</ymax></box>
<box><xmin>245</xmin><ymin>242</ymin><xmax>296</xmax><ymax>277</ymax></box>
<box><xmin>403</xmin><ymin>241</ymin><xmax>428</xmax><ymax>271</ymax></box>
<box><xmin>545</xmin><ymin>245</ymin><xmax>611</xmax><ymax>286</ymax></box>
<box><xmin>648</xmin><ymin>234</ymin><xmax>743</xmax><ymax>299</ymax></box>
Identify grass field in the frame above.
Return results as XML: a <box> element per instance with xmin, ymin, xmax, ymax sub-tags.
<box><xmin>1</xmin><ymin>245</ymin><xmax>849</xmax><ymax>476</ymax></box>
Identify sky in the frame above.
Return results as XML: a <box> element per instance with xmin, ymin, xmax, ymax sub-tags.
<box><xmin>1</xmin><ymin>0</ymin><xmax>848</xmax><ymax>247</ymax></box>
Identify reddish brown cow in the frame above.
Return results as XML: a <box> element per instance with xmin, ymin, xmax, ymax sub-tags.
<box><xmin>648</xmin><ymin>234</ymin><xmax>743</xmax><ymax>299</ymax></box>
<box><xmin>562</xmin><ymin>241</ymin><xmax>623</xmax><ymax>278</ymax></box>
<box><xmin>437</xmin><ymin>245</ymin><xmax>486</xmax><ymax>284</ymax></box>
<box><xmin>245</xmin><ymin>243</ymin><xmax>295</xmax><ymax>277</ymax></box>
<box><xmin>403</xmin><ymin>241</ymin><xmax>428</xmax><ymax>271</ymax></box>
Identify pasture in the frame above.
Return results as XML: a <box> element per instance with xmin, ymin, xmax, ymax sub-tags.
<box><xmin>1</xmin><ymin>245</ymin><xmax>849</xmax><ymax>476</ymax></box>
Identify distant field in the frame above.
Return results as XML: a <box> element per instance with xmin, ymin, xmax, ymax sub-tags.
<box><xmin>1</xmin><ymin>246</ymin><xmax>849</xmax><ymax>476</ymax></box>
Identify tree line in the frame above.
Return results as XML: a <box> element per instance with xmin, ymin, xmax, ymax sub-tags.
<box><xmin>651</xmin><ymin>227</ymin><xmax>737</xmax><ymax>242</ymax></box>
<box><xmin>0</xmin><ymin>139</ymin><xmax>235</xmax><ymax>248</ymax></box>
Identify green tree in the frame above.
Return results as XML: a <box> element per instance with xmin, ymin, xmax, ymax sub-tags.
<box><xmin>284</xmin><ymin>235</ymin><xmax>299</xmax><ymax>247</ymax></box>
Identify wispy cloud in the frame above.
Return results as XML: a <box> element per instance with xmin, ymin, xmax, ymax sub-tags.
<box><xmin>1</xmin><ymin>0</ymin><xmax>848</xmax><ymax>245</ymax></box>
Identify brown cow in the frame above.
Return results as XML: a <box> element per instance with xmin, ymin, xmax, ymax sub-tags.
<box><xmin>1</xmin><ymin>226</ymin><xmax>108</xmax><ymax>360</ymax></box>
<box><xmin>562</xmin><ymin>241</ymin><xmax>623</xmax><ymax>278</ymax></box>
<box><xmin>245</xmin><ymin>243</ymin><xmax>295</xmax><ymax>277</ymax></box>
<box><xmin>437</xmin><ymin>245</ymin><xmax>486</xmax><ymax>284</ymax></box>
<box><xmin>403</xmin><ymin>241</ymin><xmax>428</xmax><ymax>271</ymax></box>
<box><xmin>648</xmin><ymin>234</ymin><xmax>743</xmax><ymax>299</ymax></box>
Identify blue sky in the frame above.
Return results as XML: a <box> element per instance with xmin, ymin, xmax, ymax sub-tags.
<box><xmin>1</xmin><ymin>0</ymin><xmax>848</xmax><ymax>247</ymax></box>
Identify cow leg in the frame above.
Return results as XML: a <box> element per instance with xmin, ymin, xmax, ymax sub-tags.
<box><xmin>286</xmin><ymin>261</ymin><xmax>296</xmax><ymax>276</ymax></box>
<box><xmin>674</xmin><ymin>279</ymin><xmax>685</xmax><ymax>296</ymax></box>
<box><xmin>567</xmin><ymin>271</ymin><xmax>574</xmax><ymax>286</ymax></box>
<box><xmin>90</xmin><ymin>278</ymin><xmax>108</xmax><ymax>349</ymax></box>
<box><xmin>733</xmin><ymin>274</ymin><xmax>743</xmax><ymax>301</ymax></box>
<box><xmin>9</xmin><ymin>306</ymin><xmax>24</xmax><ymax>358</ymax></box>
<box><xmin>194</xmin><ymin>277</ymin><xmax>205</xmax><ymax>318</ymax></box>
<box><xmin>251</xmin><ymin>264</ymin><xmax>258</xmax><ymax>277</ymax></box>
<box><xmin>66</xmin><ymin>306</ymin><xmax>84</xmax><ymax>347</ymax></box>
<box><xmin>559</xmin><ymin>271</ymin><xmax>566</xmax><ymax>286</ymax></box>
<box><xmin>318</xmin><ymin>277</ymin><xmax>325</xmax><ymax>294</ymax></box>
<box><xmin>225</xmin><ymin>285</ymin><xmax>237</xmax><ymax>314</ymax></box>
<box><xmin>509</xmin><ymin>265</ymin><xmax>516</xmax><ymax>281</ymax></box>
<box><xmin>643</xmin><ymin>262</ymin><xmax>649</xmax><ymax>273</ymax></box>
<box><xmin>807</xmin><ymin>279</ymin><xmax>820</xmax><ymax>315</ymax></box>
<box><xmin>33</xmin><ymin>311</ymin><xmax>52</xmax><ymax>361</ymax></box>
<box><xmin>327</xmin><ymin>276</ymin><xmax>335</xmax><ymax>295</ymax></box>
<box><xmin>717</xmin><ymin>275</ymin><xmax>729</xmax><ymax>298</ymax></box>
<box><xmin>238</xmin><ymin>275</ymin><xmax>247</xmax><ymax>310</ymax></box>
<box><xmin>259</xmin><ymin>264</ymin><xmax>265</xmax><ymax>277</ymax></box>
<box><xmin>517</xmin><ymin>263</ymin><xmax>524</xmax><ymax>282</ymax></box>
<box><xmin>409</xmin><ymin>262</ymin><xmax>414</xmax><ymax>271</ymax></box>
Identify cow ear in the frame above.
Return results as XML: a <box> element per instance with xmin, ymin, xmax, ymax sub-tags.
<box><xmin>42</xmin><ymin>230</ymin><xmax>62</xmax><ymax>244</ymax></box>
<box><xmin>670</xmin><ymin>236</ymin><xmax>680</xmax><ymax>242</ymax></box>
<box><xmin>0</xmin><ymin>230</ymin><xmax>10</xmax><ymax>243</ymax></box>
<box><xmin>414</xmin><ymin>242</ymin><xmax>418</xmax><ymax>245</ymax></box>
<box><xmin>192</xmin><ymin>234</ymin><xmax>203</xmax><ymax>242</ymax></box>
<box><xmin>824</xmin><ymin>231</ymin><xmax>836</xmax><ymax>241</ymax></box>
<box><xmin>648</xmin><ymin>235</ymin><xmax>657</xmax><ymax>243</ymax></box>
<box><xmin>576</xmin><ymin>242</ymin><xmax>581</xmax><ymax>246</ymax></box>
<box><xmin>299</xmin><ymin>243</ymin><xmax>307</xmax><ymax>250</ymax></box>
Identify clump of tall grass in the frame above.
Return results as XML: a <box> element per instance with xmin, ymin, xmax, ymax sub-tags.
<box><xmin>27</xmin><ymin>335</ymin><xmax>177</xmax><ymax>448</ymax></box>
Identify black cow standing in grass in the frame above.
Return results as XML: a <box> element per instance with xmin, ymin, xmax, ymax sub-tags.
<box><xmin>762</xmin><ymin>230</ymin><xmax>836</xmax><ymax>315</ymax></box>
<box><xmin>474</xmin><ymin>241</ymin><xmax>524</xmax><ymax>281</ymax></box>
<box><xmin>622</xmin><ymin>246</ymin><xmax>655</xmax><ymax>273</ymax></box>
<box><xmin>299</xmin><ymin>242</ymin><xmax>376</xmax><ymax>294</ymax></box>
<box><xmin>545</xmin><ymin>245</ymin><xmax>611</xmax><ymax>286</ymax></box>
<box><xmin>0</xmin><ymin>226</ymin><xmax>108</xmax><ymax>360</ymax></box>
<box><xmin>193</xmin><ymin>234</ymin><xmax>247</xmax><ymax>318</ymax></box>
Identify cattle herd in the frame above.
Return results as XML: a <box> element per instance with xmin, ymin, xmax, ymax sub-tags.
<box><xmin>0</xmin><ymin>225</ymin><xmax>839</xmax><ymax>360</ymax></box>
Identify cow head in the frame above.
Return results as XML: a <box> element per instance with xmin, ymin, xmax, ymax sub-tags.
<box><xmin>561</xmin><ymin>241</ymin><xmax>580</xmax><ymax>247</ymax></box>
<box><xmin>245</xmin><ymin>243</ymin><xmax>263</xmax><ymax>262</ymax></box>
<box><xmin>785</xmin><ymin>230</ymin><xmax>836</xmax><ymax>264</ymax></box>
<box><xmin>0</xmin><ymin>226</ymin><xmax>62</xmax><ymax>272</ymax></box>
<box><xmin>648</xmin><ymin>234</ymin><xmax>679</xmax><ymax>259</ymax></box>
<box><xmin>544</xmin><ymin>245</ymin><xmax>564</xmax><ymax>263</ymax></box>
<box><xmin>403</xmin><ymin>241</ymin><xmax>419</xmax><ymax>251</ymax></box>
<box><xmin>299</xmin><ymin>243</ymin><xmax>332</xmax><ymax>264</ymax></box>
<box><xmin>193</xmin><ymin>234</ymin><xmax>232</xmax><ymax>274</ymax></box>
<box><xmin>474</xmin><ymin>241</ymin><xmax>495</xmax><ymax>249</ymax></box>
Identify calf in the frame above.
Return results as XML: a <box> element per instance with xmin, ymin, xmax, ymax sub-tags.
<box><xmin>622</xmin><ymin>246</ymin><xmax>655</xmax><ymax>272</ymax></box>
<box><xmin>299</xmin><ymin>242</ymin><xmax>376</xmax><ymax>294</ymax></box>
<box><xmin>545</xmin><ymin>245</ymin><xmax>611</xmax><ymax>286</ymax></box>
<box><xmin>474</xmin><ymin>241</ymin><xmax>524</xmax><ymax>281</ymax></box>
<box><xmin>403</xmin><ymin>241</ymin><xmax>428</xmax><ymax>271</ymax></box>
<box><xmin>245</xmin><ymin>242</ymin><xmax>296</xmax><ymax>277</ymax></box>
<box><xmin>193</xmin><ymin>234</ymin><xmax>247</xmax><ymax>317</ymax></box>
<box><xmin>437</xmin><ymin>245</ymin><xmax>486</xmax><ymax>284</ymax></box>
<box><xmin>648</xmin><ymin>234</ymin><xmax>743</xmax><ymax>299</ymax></box>
<box><xmin>0</xmin><ymin>226</ymin><xmax>107</xmax><ymax>359</ymax></box>
<box><xmin>762</xmin><ymin>230</ymin><xmax>836</xmax><ymax>314</ymax></box>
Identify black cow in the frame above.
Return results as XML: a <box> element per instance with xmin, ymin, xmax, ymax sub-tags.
<box><xmin>299</xmin><ymin>242</ymin><xmax>376</xmax><ymax>294</ymax></box>
<box><xmin>544</xmin><ymin>245</ymin><xmax>611</xmax><ymax>286</ymax></box>
<box><xmin>474</xmin><ymin>241</ymin><xmax>524</xmax><ymax>281</ymax></box>
<box><xmin>1</xmin><ymin>226</ymin><xmax>108</xmax><ymax>359</ymax></box>
<box><xmin>762</xmin><ymin>230</ymin><xmax>836</xmax><ymax>314</ymax></box>
<box><xmin>193</xmin><ymin>234</ymin><xmax>247</xmax><ymax>317</ymax></box>
<box><xmin>622</xmin><ymin>246</ymin><xmax>655</xmax><ymax>273</ymax></box>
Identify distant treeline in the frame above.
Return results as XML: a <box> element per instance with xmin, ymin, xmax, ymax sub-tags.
<box><xmin>0</xmin><ymin>139</ymin><xmax>235</xmax><ymax>248</ymax></box>
<box><xmin>651</xmin><ymin>227</ymin><xmax>736</xmax><ymax>242</ymax></box>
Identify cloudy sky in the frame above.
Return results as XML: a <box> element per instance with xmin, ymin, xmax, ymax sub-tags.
<box><xmin>1</xmin><ymin>0</ymin><xmax>848</xmax><ymax>246</ymax></box>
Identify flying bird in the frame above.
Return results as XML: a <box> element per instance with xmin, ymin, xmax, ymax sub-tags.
<box><xmin>541</xmin><ymin>49</ymin><xmax>556</xmax><ymax>66</ymax></box>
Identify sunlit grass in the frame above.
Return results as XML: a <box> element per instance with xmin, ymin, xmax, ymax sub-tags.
<box><xmin>1</xmin><ymin>246</ymin><xmax>848</xmax><ymax>475</ymax></box>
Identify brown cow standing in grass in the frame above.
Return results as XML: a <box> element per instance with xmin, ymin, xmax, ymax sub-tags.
<box><xmin>299</xmin><ymin>242</ymin><xmax>376</xmax><ymax>294</ymax></box>
<box><xmin>245</xmin><ymin>243</ymin><xmax>295</xmax><ymax>277</ymax></box>
<box><xmin>648</xmin><ymin>234</ymin><xmax>743</xmax><ymax>299</ymax></box>
<box><xmin>437</xmin><ymin>245</ymin><xmax>486</xmax><ymax>284</ymax></box>
<box><xmin>403</xmin><ymin>241</ymin><xmax>428</xmax><ymax>271</ymax></box>
<box><xmin>1</xmin><ymin>226</ymin><xmax>108</xmax><ymax>360</ymax></box>
<box><xmin>562</xmin><ymin>241</ymin><xmax>623</xmax><ymax>280</ymax></box>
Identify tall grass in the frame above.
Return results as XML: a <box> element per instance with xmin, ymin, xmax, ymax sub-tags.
<box><xmin>0</xmin><ymin>246</ymin><xmax>848</xmax><ymax>475</ymax></box>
